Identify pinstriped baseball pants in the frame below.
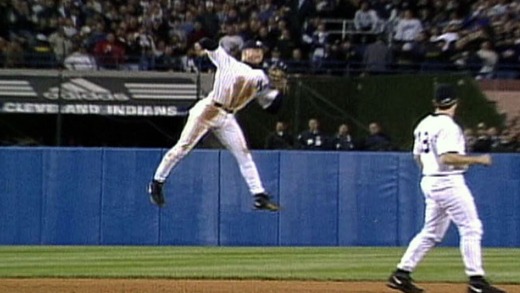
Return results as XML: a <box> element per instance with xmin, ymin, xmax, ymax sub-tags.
<box><xmin>398</xmin><ymin>175</ymin><xmax>485</xmax><ymax>276</ymax></box>
<box><xmin>154</xmin><ymin>98</ymin><xmax>265</xmax><ymax>195</ymax></box>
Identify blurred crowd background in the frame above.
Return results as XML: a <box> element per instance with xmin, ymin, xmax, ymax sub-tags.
<box><xmin>1</xmin><ymin>0</ymin><xmax>520</xmax><ymax>77</ymax></box>
<box><xmin>1</xmin><ymin>0</ymin><xmax>520</xmax><ymax>151</ymax></box>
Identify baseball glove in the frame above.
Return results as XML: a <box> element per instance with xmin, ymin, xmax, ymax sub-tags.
<box><xmin>268</xmin><ymin>64</ymin><xmax>288</xmax><ymax>93</ymax></box>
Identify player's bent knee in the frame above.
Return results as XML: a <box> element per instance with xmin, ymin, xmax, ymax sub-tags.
<box><xmin>419</xmin><ymin>231</ymin><xmax>440</xmax><ymax>243</ymax></box>
<box><xmin>460</xmin><ymin>221</ymin><xmax>483</xmax><ymax>238</ymax></box>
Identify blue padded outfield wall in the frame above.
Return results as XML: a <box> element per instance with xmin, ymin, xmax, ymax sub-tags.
<box><xmin>0</xmin><ymin>148</ymin><xmax>519</xmax><ymax>247</ymax></box>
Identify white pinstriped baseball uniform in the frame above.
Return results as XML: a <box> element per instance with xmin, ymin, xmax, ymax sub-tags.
<box><xmin>397</xmin><ymin>113</ymin><xmax>485</xmax><ymax>277</ymax></box>
<box><xmin>153</xmin><ymin>45</ymin><xmax>279</xmax><ymax>196</ymax></box>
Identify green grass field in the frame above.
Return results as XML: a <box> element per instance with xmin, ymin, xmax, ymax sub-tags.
<box><xmin>0</xmin><ymin>246</ymin><xmax>518</xmax><ymax>284</ymax></box>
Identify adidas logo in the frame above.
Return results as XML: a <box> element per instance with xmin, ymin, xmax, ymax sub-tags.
<box><xmin>43</xmin><ymin>78</ymin><xmax>129</xmax><ymax>101</ymax></box>
<box><xmin>41</xmin><ymin>78</ymin><xmax>197</xmax><ymax>101</ymax></box>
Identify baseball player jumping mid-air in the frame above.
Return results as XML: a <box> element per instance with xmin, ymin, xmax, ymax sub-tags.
<box><xmin>148</xmin><ymin>38</ymin><xmax>287</xmax><ymax>211</ymax></box>
<box><xmin>387</xmin><ymin>84</ymin><xmax>506</xmax><ymax>293</ymax></box>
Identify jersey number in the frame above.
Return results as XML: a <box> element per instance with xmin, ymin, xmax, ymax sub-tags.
<box><xmin>419</xmin><ymin>132</ymin><xmax>430</xmax><ymax>153</ymax></box>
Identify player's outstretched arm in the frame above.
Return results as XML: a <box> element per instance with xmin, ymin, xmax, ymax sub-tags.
<box><xmin>440</xmin><ymin>153</ymin><xmax>492</xmax><ymax>166</ymax></box>
<box><xmin>195</xmin><ymin>37</ymin><xmax>233</xmax><ymax>68</ymax></box>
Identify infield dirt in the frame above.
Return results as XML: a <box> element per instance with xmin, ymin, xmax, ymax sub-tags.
<box><xmin>0</xmin><ymin>279</ymin><xmax>519</xmax><ymax>293</ymax></box>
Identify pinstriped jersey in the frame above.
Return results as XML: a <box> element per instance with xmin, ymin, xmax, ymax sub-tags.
<box><xmin>206</xmin><ymin>47</ymin><xmax>269</xmax><ymax>111</ymax></box>
<box><xmin>413</xmin><ymin>113</ymin><xmax>467</xmax><ymax>176</ymax></box>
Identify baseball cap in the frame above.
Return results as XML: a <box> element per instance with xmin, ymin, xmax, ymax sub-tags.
<box><xmin>434</xmin><ymin>83</ymin><xmax>458</xmax><ymax>107</ymax></box>
<box><xmin>242</xmin><ymin>40</ymin><xmax>264</xmax><ymax>50</ymax></box>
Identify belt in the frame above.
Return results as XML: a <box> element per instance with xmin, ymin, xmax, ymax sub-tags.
<box><xmin>422</xmin><ymin>173</ymin><xmax>464</xmax><ymax>177</ymax></box>
<box><xmin>212</xmin><ymin>101</ymin><xmax>234</xmax><ymax>113</ymax></box>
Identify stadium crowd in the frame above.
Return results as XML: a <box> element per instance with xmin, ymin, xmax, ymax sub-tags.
<box><xmin>0</xmin><ymin>0</ymin><xmax>520</xmax><ymax>77</ymax></box>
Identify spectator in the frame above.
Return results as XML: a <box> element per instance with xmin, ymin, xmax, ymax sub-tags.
<box><xmin>93</xmin><ymin>32</ymin><xmax>125</xmax><ymax>69</ymax></box>
<box><xmin>363</xmin><ymin>37</ymin><xmax>391</xmax><ymax>74</ymax></box>
<box><xmin>265</xmin><ymin>121</ymin><xmax>294</xmax><ymax>149</ymax></box>
<box><xmin>3</xmin><ymin>39</ymin><xmax>25</xmax><ymax>68</ymax></box>
<box><xmin>135</xmin><ymin>28</ymin><xmax>158</xmax><ymax>71</ymax></box>
<box><xmin>353</xmin><ymin>2</ymin><xmax>380</xmax><ymax>33</ymax></box>
<box><xmin>286</xmin><ymin>47</ymin><xmax>308</xmax><ymax>74</ymax></box>
<box><xmin>256</xmin><ymin>25</ymin><xmax>276</xmax><ymax>51</ymax></box>
<box><xmin>197</xmin><ymin>1</ymin><xmax>220</xmax><ymax>39</ymax></box>
<box><xmin>297</xmin><ymin>118</ymin><xmax>328</xmax><ymax>150</ymax></box>
<box><xmin>363</xmin><ymin>121</ymin><xmax>393</xmax><ymax>151</ymax></box>
<box><xmin>276</xmin><ymin>28</ymin><xmax>297</xmax><ymax>60</ymax></box>
<box><xmin>323</xmin><ymin>40</ymin><xmax>347</xmax><ymax>74</ymax></box>
<box><xmin>476</xmin><ymin>40</ymin><xmax>498</xmax><ymax>79</ymax></box>
<box><xmin>417</xmin><ymin>5</ymin><xmax>434</xmax><ymax>29</ymax></box>
<box><xmin>155</xmin><ymin>37</ymin><xmax>186</xmax><ymax>72</ymax></box>
<box><xmin>487</xmin><ymin>126</ymin><xmax>501</xmax><ymax>151</ymax></box>
<box><xmin>396</xmin><ymin>31</ymin><xmax>429</xmax><ymax>69</ymax></box>
<box><xmin>339</xmin><ymin>39</ymin><xmax>363</xmax><ymax>72</ymax></box>
<box><xmin>289</xmin><ymin>0</ymin><xmax>316</xmax><ymax>36</ymax></box>
<box><xmin>463</xmin><ymin>127</ymin><xmax>477</xmax><ymax>153</ymax></box>
<box><xmin>64</xmin><ymin>44</ymin><xmax>97</xmax><ymax>70</ymax></box>
<box><xmin>300</xmin><ymin>16</ymin><xmax>318</xmax><ymax>54</ymax></box>
<box><xmin>187</xmin><ymin>21</ymin><xmax>208</xmax><ymax>48</ymax></box>
<box><xmin>263</xmin><ymin>47</ymin><xmax>286</xmax><ymax>71</ymax></box>
<box><xmin>47</xmin><ymin>27</ymin><xmax>73</xmax><ymax>62</ymax></box>
<box><xmin>422</xmin><ymin>38</ymin><xmax>451</xmax><ymax>70</ymax></box>
<box><xmin>236</xmin><ymin>19</ymin><xmax>253</xmax><ymax>41</ymax></box>
<box><xmin>431</xmin><ymin>24</ymin><xmax>459</xmax><ymax>52</ymax></box>
<box><xmin>258</xmin><ymin>0</ymin><xmax>276</xmax><ymax>23</ymax></box>
<box><xmin>372</xmin><ymin>0</ymin><xmax>399</xmax><ymax>22</ymax></box>
<box><xmin>36</xmin><ymin>0</ymin><xmax>61</xmax><ymax>35</ymax></box>
<box><xmin>28</xmin><ymin>33</ymin><xmax>56</xmax><ymax>68</ymax></box>
<box><xmin>249</xmin><ymin>16</ymin><xmax>263</xmax><ymax>39</ymax></box>
<box><xmin>315</xmin><ymin>0</ymin><xmax>337</xmax><ymax>18</ymax></box>
<box><xmin>393</xmin><ymin>9</ymin><xmax>423</xmax><ymax>43</ymax></box>
<box><xmin>7</xmin><ymin>0</ymin><xmax>35</xmax><ymax>42</ymax></box>
<box><xmin>353</xmin><ymin>1</ymin><xmax>380</xmax><ymax>43</ymax></box>
<box><xmin>494</xmin><ymin>129</ymin><xmax>518</xmax><ymax>152</ymax></box>
<box><xmin>310</xmin><ymin>21</ymin><xmax>329</xmax><ymax>65</ymax></box>
<box><xmin>489</xmin><ymin>0</ymin><xmax>509</xmax><ymax>17</ymax></box>
<box><xmin>495</xmin><ymin>24</ymin><xmax>520</xmax><ymax>79</ymax></box>
<box><xmin>446</xmin><ymin>11</ymin><xmax>464</xmax><ymax>29</ymax></box>
<box><xmin>62</xmin><ymin>18</ymin><xmax>78</xmax><ymax>39</ymax></box>
<box><xmin>473</xmin><ymin>122</ymin><xmax>492</xmax><ymax>152</ymax></box>
<box><xmin>332</xmin><ymin>123</ymin><xmax>357</xmax><ymax>151</ymax></box>
<box><xmin>178</xmin><ymin>10</ymin><xmax>196</xmax><ymax>39</ymax></box>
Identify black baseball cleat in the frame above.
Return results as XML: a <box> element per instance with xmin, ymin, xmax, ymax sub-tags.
<box><xmin>468</xmin><ymin>278</ymin><xmax>506</xmax><ymax>293</ymax></box>
<box><xmin>148</xmin><ymin>179</ymin><xmax>165</xmax><ymax>207</ymax></box>
<box><xmin>387</xmin><ymin>271</ymin><xmax>424</xmax><ymax>293</ymax></box>
<box><xmin>254</xmin><ymin>193</ymin><xmax>280</xmax><ymax>211</ymax></box>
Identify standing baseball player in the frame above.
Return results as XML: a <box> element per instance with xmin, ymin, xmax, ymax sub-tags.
<box><xmin>148</xmin><ymin>38</ymin><xmax>286</xmax><ymax>211</ymax></box>
<box><xmin>387</xmin><ymin>84</ymin><xmax>506</xmax><ymax>293</ymax></box>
